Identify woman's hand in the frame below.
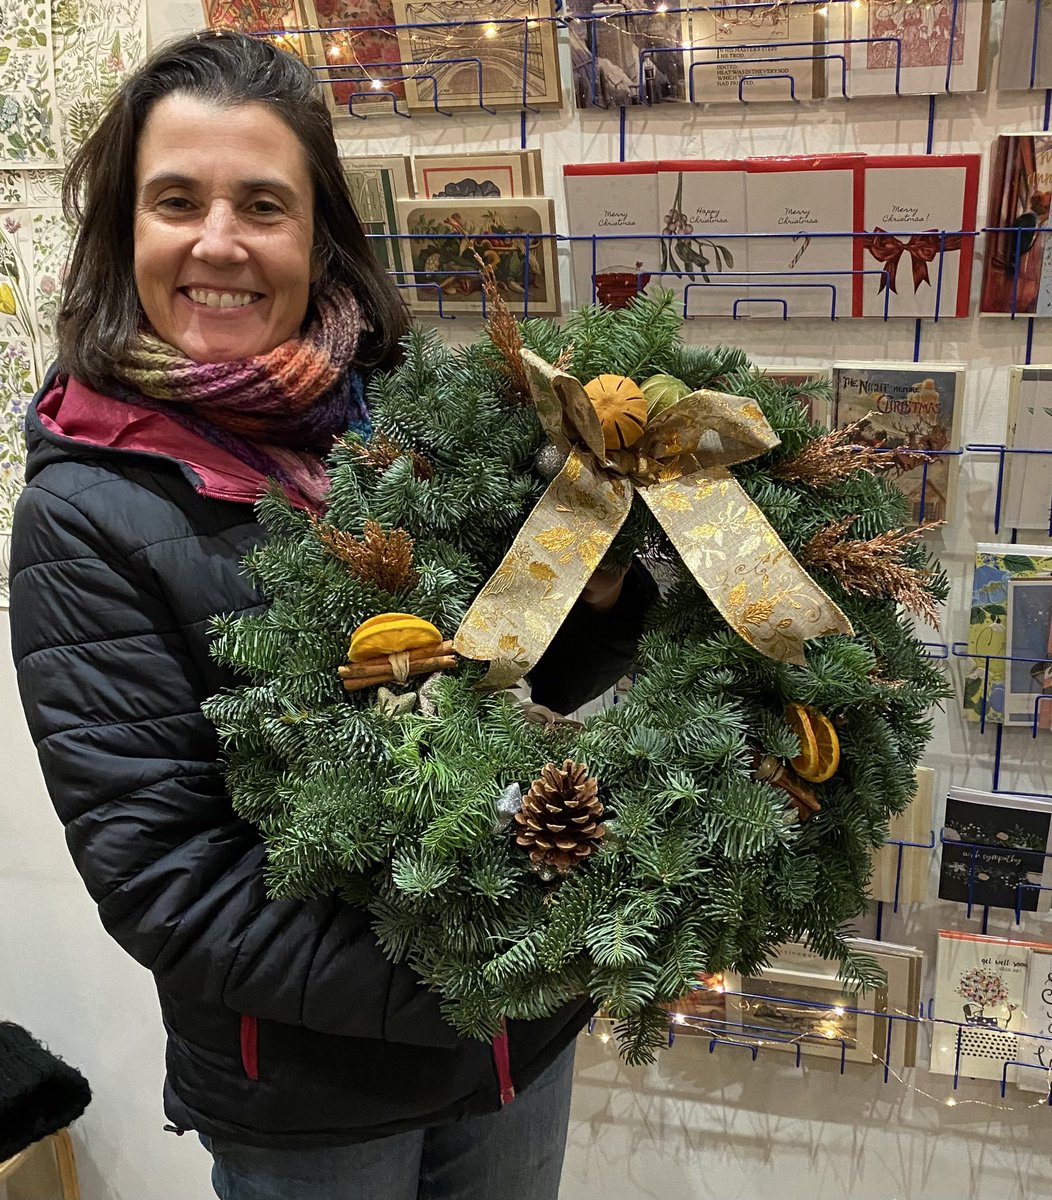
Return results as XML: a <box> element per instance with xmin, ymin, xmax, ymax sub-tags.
<box><xmin>580</xmin><ymin>565</ymin><xmax>629</xmax><ymax>613</ymax></box>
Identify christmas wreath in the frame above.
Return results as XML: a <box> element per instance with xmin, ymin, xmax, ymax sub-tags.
<box><xmin>205</xmin><ymin>293</ymin><xmax>949</xmax><ymax>1062</ymax></box>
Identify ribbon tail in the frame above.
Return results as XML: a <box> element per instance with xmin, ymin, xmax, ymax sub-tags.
<box><xmin>639</xmin><ymin>469</ymin><xmax>854</xmax><ymax>666</ymax></box>
<box><xmin>453</xmin><ymin>451</ymin><xmax>633</xmax><ymax>689</ymax></box>
<box><xmin>911</xmin><ymin>255</ymin><xmax>932</xmax><ymax>293</ymax></box>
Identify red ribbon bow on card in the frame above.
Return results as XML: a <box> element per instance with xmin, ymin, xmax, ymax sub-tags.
<box><xmin>862</xmin><ymin>228</ymin><xmax>964</xmax><ymax>295</ymax></box>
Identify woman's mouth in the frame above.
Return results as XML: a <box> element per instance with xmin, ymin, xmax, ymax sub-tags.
<box><xmin>181</xmin><ymin>287</ymin><xmax>263</xmax><ymax>309</ymax></box>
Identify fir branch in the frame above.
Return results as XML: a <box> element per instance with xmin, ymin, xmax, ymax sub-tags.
<box><xmin>312</xmin><ymin>517</ymin><xmax>419</xmax><ymax>593</ymax></box>
<box><xmin>473</xmin><ymin>252</ymin><xmax>533</xmax><ymax>403</ymax></box>
<box><xmin>801</xmin><ymin>517</ymin><xmax>942</xmax><ymax>627</ymax></box>
<box><xmin>773</xmin><ymin>420</ymin><xmax>934</xmax><ymax>487</ymax></box>
<box><xmin>342</xmin><ymin>432</ymin><xmax>434</xmax><ymax>481</ymax></box>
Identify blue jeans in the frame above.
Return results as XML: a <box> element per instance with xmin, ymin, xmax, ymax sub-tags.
<box><xmin>200</xmin><ymin>1042</ymin><xmax>575</xmax><ymax>1199</ymax></box>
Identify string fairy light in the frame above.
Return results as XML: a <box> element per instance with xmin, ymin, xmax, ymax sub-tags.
<box><xmin>585</xmin><ymin>991</ymin><xmax>1052</xmax><ymax>1116</ymax></box>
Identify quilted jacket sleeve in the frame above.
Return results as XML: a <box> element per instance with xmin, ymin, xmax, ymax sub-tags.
<box><xmin>9</xmin><ymin>479</ymin><xmax>460</xmax><ymax>1049</ymax></box>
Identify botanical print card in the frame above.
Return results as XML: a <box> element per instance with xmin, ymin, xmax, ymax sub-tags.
<box><xmin>563</xmin><ymin>162</ymin><xmax>660</xmax><ymax>309</ymax></box>
<box><xmin>869</xmin><ymin>766</ymin><xmax>935</xmax><ymax>908</ymax></box>
<box><xmin>1015</xmin><ymin>948</ymin><xmax>1052</xmax><ymax>1092</ymax></box>
<box><xmin>832</xmin><ymin>362</ymin><xmax>964</xmax><ymax>525</ymax></box>
<box><xmin>980</xmin><ymin>133</ymin><xmax>1052</xmax><ymax>317</ymax></box>
<box><xmin>0</xmin><ymin>210</ymin><xmax>41</xmax><ymax>549</ymax></box>
<box><xmin>395</xmin><ymin>195</ymin><xmax>559</xmax><ymax>316</ymax></box>
<box><xmin>931</xmin><ymin>931</ymin><xmax>1029</xmax><ymax>1080</ymax></box>
<box><xmin>685</xmin><ymin>0</ymin><xmax>820</xmax><ymax>103</ymax></box>
<box><xmin>413</xmin><ymin>151</ymin><xmax>537</xmax><ymax>200</ymax></box>
<box><xmin>393</xmin><ymin>0</ymin><xmax>562</xmax><ymax>113</ymax></box>
<box><xmin>997</xmin><ymin>0</ymin><xmax>1052</xmax><ymax>91</ymax></box>
<box><xmin>30</xmin><ymin>207</ymin><xmax>74</xmax><ymax>371</ymax></box>
<box><xmin>939</xmin><ymin>786</ymin><xmax>1052</xmax><ymax>913</ymax></box>
<box><xmin>745</xmin><ymin>156</ymin><xmax>863</xmax><ymax>320</ymax></box>
<box><xmin>0</xmin><ymin>170</ymin><xmax>63</xmax><ymax>208</ymax></box>
<box><xmin>755</xmin><ymin>365</ymin><xmax>832</xmax><ymax>427</ymax></box>
<box><xmin>965</xmin><ymin>543</ymin><xmax>1052</xmax><ymax>726</ymax></box>
<box><xmin>52</xmin><ymin>0</ymin><xmax>146</xmax><ymax>157</ymax></box>
<box><xmin>838</xmin><ymin>0</ymin><xmax>990</xmax><ymax>98</ymax></box>
<box><xmin>725</xmin><ymin>963</ymin><xmax>880</xmax><ymax>1066</ymax></box>
<box><xmin>0</xmin><ymin>0</ymin><xmax>62</xmax><ymax>167</ymax></box>
<box><xmin>566</xmin><ymin>0</ymin><xmax>687</xmax><ymax>109</ymax></box>
<box><xmin>860</xmin><ymin>155</ymin><xmax>980</xmax><ymax>319</ymax></box>
<box><xmin>1005</xmin><ymin>578</ymin><xmax>1052</xmax><ymax>731</ymax></box>
<box><xmin>655</xmin><ymin>161</ymin><xmax>747</xmax><ymax>319</ymax></box>
<box><xmin>303</xmin><ymin>0</ymin><xmax>406</xmax><ymax>111</ymax></box>
<box><xmin>1003</xmin><ymin>366</ymin><xmax>1052</xmax><ymax>533</ymax></box>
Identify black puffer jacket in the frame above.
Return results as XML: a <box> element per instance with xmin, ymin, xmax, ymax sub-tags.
<box><xmin>9</xmin><ymin>373</ymin><xmax>654</xmax><ymax>1148</ymax></box>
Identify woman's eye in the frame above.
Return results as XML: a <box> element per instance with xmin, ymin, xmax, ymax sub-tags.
<box><xmin>251</xmin><ymin>200</ymin><xmax>283</xmax><ymax>216</ymax></box>
<box><xmin>159</xmin><ymin>196</ymin><xmax>193</xmax><ymax>212</ymax></box>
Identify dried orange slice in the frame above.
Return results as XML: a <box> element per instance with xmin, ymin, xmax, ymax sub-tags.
<box><xmin>786</xmin><ymin>702</ymin><xmax>840</xmax><ymax>783</ymax></box>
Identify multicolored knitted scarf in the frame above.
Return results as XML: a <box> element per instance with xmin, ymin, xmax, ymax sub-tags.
<box><xmin>111</xmin><ymin>288</ymin><xmax>370</xmax><ymax>510</ymax></box>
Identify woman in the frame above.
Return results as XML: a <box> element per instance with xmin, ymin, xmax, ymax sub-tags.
<box><xmin>8</xmin><ymin>30</ymin><xmax>652</xmax><ymax>1200</ymax></box>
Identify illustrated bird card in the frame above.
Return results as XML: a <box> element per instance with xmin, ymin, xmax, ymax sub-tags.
<box><xmin>413</xmin><ymin>151</ymin><xmax>538</xmax><ymax>200</ymax></box>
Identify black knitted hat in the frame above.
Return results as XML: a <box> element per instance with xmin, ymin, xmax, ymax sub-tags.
<box><xmin>0</xmin><ymin>1022</ymin><xmax>91</xmax><ymax>1162</ymax></box>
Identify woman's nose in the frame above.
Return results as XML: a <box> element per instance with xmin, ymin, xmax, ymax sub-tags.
<box><xmin>190</xmin><ymin>204</ymin><xmax>250</xmax><ymax>265</ymax></box>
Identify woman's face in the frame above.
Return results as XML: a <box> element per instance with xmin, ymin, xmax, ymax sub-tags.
<box><xmin>133</xmin><ymin>94</ymin><xmax>315</xmax><ymax>362</ymax></box>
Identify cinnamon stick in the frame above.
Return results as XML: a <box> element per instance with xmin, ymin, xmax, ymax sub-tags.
<box><xmin>339</xmin><ymin>640</ymin><xmax>456</xmax><ymax>680</ymax></box>
<box><xmin>340</xmin><ymin>654</ymin><xmax>459</xmax><ymax>693</ymax></box>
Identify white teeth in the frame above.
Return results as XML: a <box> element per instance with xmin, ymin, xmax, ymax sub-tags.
<box><xmin>187</xmin><ymin>288</ymin><xmax>258</xmax><ymax>308</ymax></box>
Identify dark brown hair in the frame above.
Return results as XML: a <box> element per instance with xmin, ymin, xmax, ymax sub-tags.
<box><xmin>57</xmin><ymin>29</ymin><xmax>409</xmax><ymax>389</ymax></box>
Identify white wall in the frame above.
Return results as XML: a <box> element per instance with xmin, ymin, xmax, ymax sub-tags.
<box><xmin>2</xmin><ymin>2</ymin><xmax>1052</xmax><ymax>1197</ymax></box>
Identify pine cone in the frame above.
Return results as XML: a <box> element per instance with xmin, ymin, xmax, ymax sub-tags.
<box><xmin>513</xmin><ymin>759</ymin><xmax>605</xmax><ymax>873</ymax></box>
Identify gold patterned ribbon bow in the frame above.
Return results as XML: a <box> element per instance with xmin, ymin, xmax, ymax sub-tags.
<box><xmin>453</xmin><ymin>350</ymin><xmax>853</xmax><ymax>688</ymax></box>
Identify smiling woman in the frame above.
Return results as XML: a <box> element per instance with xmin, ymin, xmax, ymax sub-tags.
<box><xmin>6</xmin><ymin>27</ymin><xmax>652</xmax><ymax>1200</ymax></box>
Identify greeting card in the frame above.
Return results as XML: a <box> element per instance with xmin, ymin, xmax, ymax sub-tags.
<box><xmin>938</xmin><ymin>787</ymin><xmax>1052</xmax><ymax>913</ymax></box>
<box><xmin>745</xmin><ymin>156</ymin><xmax>863</xmax><ymax>319</ymax></box>
<box><xmin>655</xmin><ymin>161</ymin><xmax>747</xmax><ymax>318</ymax></box>
<box><xmin>980</xmin><ymin>133</ymin><xmax>1052</xmax><ymax>317</ymax></box>
<box><xmin>725</xmin><ymin>963</ymin><xmax>881</xmax><ymax>1066</ymax></box>
<box><xmin>396</xmin><ymin>196</ymin><xmax>559</xmax><ymax>316</ymax></box>
<box><xmin>1016</xmin><ymin>948</ymin><xmax>1052</xmax><ymax>1092</ymax></box>
<box><xmin>997</xmin><ymin>0</ymin><xmax>1052</xmax><ymax>92</ymax></box>
<box><xmin>869</xmin><ymin>766</ymin><xmax>934</xmax><ymax>909</ymax></box>
<box><xmin>685</xmin><ymin>0</ymin><xmax>821</xmax><ymax>103</ymax></box>
<box><xmin>303</xmin><ymin>0</ymin><xmax>406</xmax><ymax>111</ymax></box>
<box><xmin>341</xmin><ymin>156</ymin><xmax>413</xmax><ymax>278</ymax></box>
<box><xmin>931</xmin><ymin>931</ymin><xmax>1030</xmax><ymax>1080</ymax></box>
<box><xmin>566</xmin><ymin>1</ymin><xmax>687</xmax><ymax>109</ymax></box>
<box><xmin>859</xmin><ymin>155</ymin><xmax>980</xmax><ymax>319</ymax></box>
<box><xmin>964</xmin><ymin>543</ymin><xmax>1052</xmax><ymax>727</ymax></box>
<box><xmin>393</xmin><ymin>0</ymin><xmax>562</xmax><ymax>113</ymax></box>
<box><xmin>832</xmin><ymin>0</ymin><xmax>991</xmax><ymax>98</ymax></box>
<box><xmin>563</xmin><ymin>162</ymin><xmax>660</xmax><ymax>309</ymax></box>
<box><xmin>832</xmin><ymin>362</ymin><xmax>963</xmax><ymax>525</ymax></box>
<box><xmin>1003</xmin><ymin>366</ymin><xmax>1052</xmax><ymax>533</ymax></box>
<box><xmin>413</xmin><ymin>151</ymin><xmax>541</xmax><ymax>199</ymax></box>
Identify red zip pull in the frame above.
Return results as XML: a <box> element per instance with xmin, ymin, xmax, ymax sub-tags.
<box><xmin>492</xmin><ymin>1017</ymin><xmax>516</xmax><ymax>1106</ymax></box>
